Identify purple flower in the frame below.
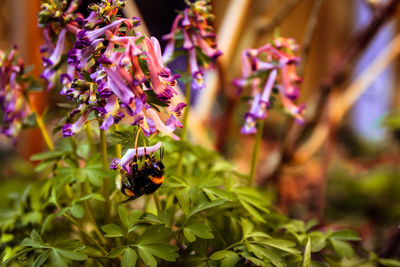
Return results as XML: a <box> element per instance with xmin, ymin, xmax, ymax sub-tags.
<box><xmin>110</xmin><ymin>141</ymin><xmax>162</xmax><ymax>174</ymax></box>
<box><xmin>76</xmin><ymin>18</ymin><xmax>133</xmax><ymax>48</ymax></box>
<box><xmin>162</xmin><ymin>0</ymin><xmax>222</xmax><ymax>90</ymax></box>
<box><xmin>62</xmin><ymin>110</ymin><xmax>90</xmax><ymax>137</ymax></box>
<box><xmin>58</xmin><ymin>3</ymin><xmax>185</xmax><ymax>139</ymax></box>
<box><xmin>236</xmin><ymin>37</ymin><xmax>305</xmax><ymax>134</ymax></box>
<box><xmin>0</xmin><ymin>47</ymin><xmax>30</xmax><ymax>141</ymax></box>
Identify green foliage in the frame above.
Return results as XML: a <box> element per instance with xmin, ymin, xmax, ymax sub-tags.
<box><xmin>1</xmin><ymin>132</ymin><xmax>397</xmax><ymax>267</ymax></box>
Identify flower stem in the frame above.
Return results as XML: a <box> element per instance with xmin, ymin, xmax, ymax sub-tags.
<box><xmin>100</xmin><ymin>129</ymin><xmax>110</xmax><ymax>223</ymax></box>
<box><xmin>36</xmin><ymin>113</ymin><xmax>54</xmax><ymax>151</ymax></box>
<box><xmin>63</xmin><ymin>214</ymin><xmax>107</xmax><ymax>255</ymax></box>
<box><xmin>82</xmin><ymin>181</ymin><xmax>107</xmax><ymax>244</ymax></box>
<box><xmin>86</xmin><ymin>123</ymin><xmax>96</xmax><ymax>155</ymax></box>
<box><xmin>176</xmin><ymin>66</ymin><xmax>192</xmax><ymax>175</ymax></box>
<box><xmin>248</xmin><ymin>120</ymin><xmax>264</xmax><ymax>186</ymax></box>
<box><xmin>114</xmin><ymin>124</ymin><xmax>122</xmax><ymax>158</ymax></box>
<box><xmin>180</xmin><ymin>80</ymin><xmax>191</xmax><ymax>142</ymax></box>
<box><xmin>153</xmin><ymin>192</ymin><xmax>162</xmax><ymax>214</ymax></box>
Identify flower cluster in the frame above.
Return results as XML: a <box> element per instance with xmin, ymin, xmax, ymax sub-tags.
<box><xmin>234</xmin><ymin>37</ymin><xmax>305</xmax><ymax>134</ymax></box>
<box><xmin>39</xmin><ymin>0</ymin><xmax>82</xmax><ymax>91</ymax></box>
<box><xmin>0</xmin><ymin>47</ymin><xmax>31</xmax><ymax>141</ymax></box>
<box><xmin>162</xmin><ymin>0</ymin><xmax>222</xmax><ymax>90</ymax></box>
<box><xmin>39</xmin><ymin>0</ymin><xmax>185</xmax><ymax>139</ymax></box>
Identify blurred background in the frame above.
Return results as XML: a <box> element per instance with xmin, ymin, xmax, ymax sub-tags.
<box><xmin>0</xmin><ymin>0</ymin><xmax>400</xmax><ymax>258</ymax></box>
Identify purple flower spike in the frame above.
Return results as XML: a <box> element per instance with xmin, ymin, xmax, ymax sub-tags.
<box><xmin>162</xmin><ymin>1</ymin><xmax>221</xmax><ymax>90</ymax></box>
<box><xmin>57</xmin><ymin>2</ymin><xmax>185</xmax><ymax>139</ymax></box>
<box><xmin>236</xmin><ymin>37</ymin><xmax>305</xmax><ymax>134</ymax></box>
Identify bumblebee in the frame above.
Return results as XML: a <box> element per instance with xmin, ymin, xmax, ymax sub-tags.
<box><xmin>116</xmin><ymin>148</ymin><xmax>165</xmax><ymax>203</ymax></box>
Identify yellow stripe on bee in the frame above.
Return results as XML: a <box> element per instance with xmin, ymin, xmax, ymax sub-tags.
<box><xmin>149</xmin><ymin>175</ymin><xmax>164</xmax><ymax>184</ymax></box>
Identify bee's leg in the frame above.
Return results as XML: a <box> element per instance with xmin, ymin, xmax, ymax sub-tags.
<box><xmin>144</xmin><ymin>147</ymin><xmax>152</xmax><ymax>166</ymax></box>
<box><xmin>132</xmin><ymin>155</ymin><xmax>139</xmax><ymax>175</ymax></box>
<box><xmin>120</xmin><ymin>195</ymin><xmax>140</xmax><ymax>204</ymax></box>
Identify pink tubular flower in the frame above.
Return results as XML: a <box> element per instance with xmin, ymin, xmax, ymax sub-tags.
<box><xmin>162</xmin><ymin>0</ymin><xmax>222</xmax><ymax>90</ymax></box>
<box><xmin>235</xmin><ymin>37</ymin><xmax>305</xmax><ymax>134</ymax></box>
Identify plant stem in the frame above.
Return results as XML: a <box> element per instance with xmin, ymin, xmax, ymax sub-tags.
<box><xmin>114</xmin><ymin>125</ymin><xmax>122</xmax><ymax>158</ymax></box>
<box><xmin>180</xmin><ymin>80</ymin><xmax>191</xmax><ymax>142</ymax></box>
<box><xmin>36</xmin><ymin>113</ymin><xmax>54</xmax><ymax>151</ymax></box>
<box><xmin>100</xmin><ymin>129</ymin><xmax>110</xmax><ymax>224</ymax></box>
<box><xmin>63</xmin><ymin>214</ymin><xmax>107</xmax><ymax>255</ymax></box>
<box><xmin>153</xmin><ymin>192</ymin><xmax>162</xmax><ymax>214</ymax></box>
<box><xmin>82</xmin><ymin>182</ymin><xmax>107</xmax><ymax>244</ymax></box>
<box><xmin>176</xmin><ymin>66</ymin><xmax>192</xmax><ymax>175</ymax></box>
<box><xmin>86</xmin><ymin>123</ymin><xmax>96</xmax><ymax>155</ymax></box>
<box><xmin>248</xmin><ymin>120</ymin><xmax>264</xmax><ymax>186</ymax></box>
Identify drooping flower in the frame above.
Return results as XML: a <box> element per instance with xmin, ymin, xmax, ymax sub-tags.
<box><xmin>162</xmin><ymin>0</ymin><xmax>222</xmax><ymax>90</ymax></box>
<box><xmin>110</xmin><ymin>141</ymin><xmax>162</xmax><ymax>174</ymax></box>
<box><xmin>0</xmin><ymin>47</ymin><xmax>31</xmax><ymax>141</ymax></box>
<box><xmin>234</xmin><ymin>37</ymin><xmax>305</xmax><ymax>134</ymax></box>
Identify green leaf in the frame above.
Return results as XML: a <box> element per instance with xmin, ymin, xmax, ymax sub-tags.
<box><xmin>330</xmin><ymin>239</ymin><xmax>354</xmax><ymax>259</ymax></box>
<box><xmin>247</xmin><ymin>231</ymin><xmax>271</xmax><ymax>239</ymax></box>
<box><xmin>142</xmin><ymin>213</ymin><xmax>165</xmax><ymax>225</ymax></box>
<box><xmin>101</xmin><ymin>224</ymin><xmax>124</xmax><ymax>238</ymax></box>
<box><xmin>302</xmin><ymin>237</ymin><xmax>311</xmax><ymax>267</ymax></box>
<box><xmin>183</xmin><ymin>228</ymin><xmax>196</xmax><ymax>243</ymax></box>
<box><xmin>241</xmin><ymin>218</ymin><xmax>254</xmax><ymax>238</ymax></box>
<box><xmin>175</xmin><ymin>189</ymin><xmax>190</xmax><ymax>215</ymax></box>
<box><xmin>183</xmin><ymin>224</ymin><xmax>214</xmax><ymax>242</ymax></box>
<box><xmin>128</xmin><ymin>210</ymin><xmax>144</xmax><ymax>230</ymax></box>
<box><xmin>108</xmin><ymin>247</ymin><xmax>127</xmax><ymax>258</ymax></box>
<box><xmin>261</xmin><ymin>239</ymin><xmax>301</xmax><ymax>255</ymax></box>
<box><xmin>188</xmin><ymin>199</ymin><xmax>226</xmax><ymax>218</ymax></box>
<box><xmin>209</xmin><ymin>250</ymin><xmax>240</xmax><ymax>267</ymax></box>
<box><xmin>41</xmin><ymin>214</ymin><xmax>56</xmax><ymax>235</ymax></box>
<box><xmin>137</xmin><ymin>225</ymin><xmax>171</xmax><ymax>244</ymax></box>
<box><xmin>76</xmin><ymin>193</ymin><xmax>105</xmax><ymax>203</ymax></box>
<box><xmin>70</xmin><ymin>204</ymin><xmax>84</xmax><ymax>219</ymax></box>
<box><xmin>122</xmin><ymin>247</ymin><xmax>137</xmax><ymax>267</ymax></box>
<box><xmin>34</xmin><ymin>161</ymin><xmax>54</xmax><ymax>172</ymax></box>
<box><xmin>118</xmin><ymin>206</ymin><xmax>129</xmax><ymax>228</ymax></box>
<box><xmin>253</xmin><ymin>244</ymin><xmax>284</xmax><ymax>267</ymax></box>
<box><xmin>21</xmin><ymin>238</ymin><xmax>48</xmax><ymax>249</ymax></box>
<box><xmin>54</xmin><ymin>240</ymin><xmax>85</xmax><ymax>251</ymax></box>
<box><xmin>1</xmin><ymin>248</ymin><xmax>35</xmax><ymax>266</ymax></box>
<box><xmin>378</xmin><ymin>258</ymin><xmax>400</xmax><ymax>267</ymax></box>
<box><xmin>30</xmin><ymin>150</ymin><xmax>65</xmax><ymax>161</ymax></box>
<box><xmin>30</xmin><ymin>229</ymin><xmax>43</xmax><ymax>242</ymax></box>
<box><xmin>330</xmin><ymin>230</ymin><xmax>361</xmax><ymax>241</ymax></box>
<box><xmin>56</xmin><ymin>249</ymin><xmax>87</xmax><ymax>261</ymax></box>
<box><xmin>240</xmin><ymin>251</ymin><xmax>266</xmax><ymax>267</ymax></box>
<box><xmin>138</xmin><ymin>244</ymin><xmax>178</xmax><ymax>262</ymax></box>
<box><xmin>308</xmin><ymin>232</ymin><xmax>326</xmax><ymax>252</ymax></box>
<box><xmin>239</xmin><ymin>199</ymin><xmax>266</xmax><ymax>222</ymax></box>
<box><xmin>137</xmin><ymin>246</ymin><xmax>157</xmax><ymax>267</ymax></box>
<box><xmin>50</xmin><ymin>249</ymin><xmax>68</xmax><ymax>267</ymax></box>
<box><xmin>33</xmin><ymin>249</ymin><xmax>51</xmax><ymax>267</ymax></box>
